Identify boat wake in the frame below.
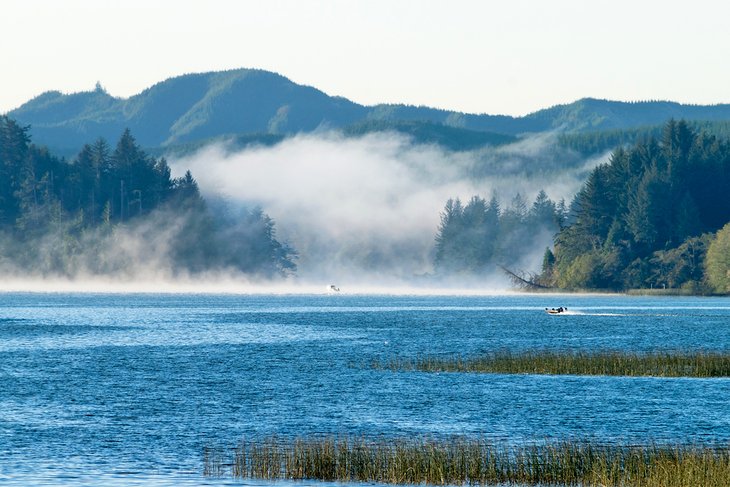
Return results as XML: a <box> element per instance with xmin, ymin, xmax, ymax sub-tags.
<box><xmin>576</xmin><ymin>312</ymin><xmax>626</xmax><ymax>316</ymax></box>
<box><xmin>554</xmin><ymin>310</ymin><xmax>698</xmax><ymax>317</ymax></box>
<box><xmin>546</xmin><ymin>309</ymin><xmax>626</xmax><ymax>317</ymax></box>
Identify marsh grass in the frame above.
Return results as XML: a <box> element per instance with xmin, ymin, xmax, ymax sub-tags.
<box><xmin>207</xmin><ymin>436</ymin><xmax>730</xmax><ymax>486</ymax></box>
<box><xmin>373</xmin><ymin>351</ymin><xmax>730</xmax><ymax>377</ymax></box>
<box><xmin>202</xmin><ymin>447</ymin><xmax>226</xmax><ymax>477</ymax></box>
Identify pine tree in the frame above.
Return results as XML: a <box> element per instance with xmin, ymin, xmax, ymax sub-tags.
<box><xmin>0</xmin><ymin>117</ymin><xmax>31</xmax><ymax>224</ymax></box>
<box><xmin>434</xmin><ymin>198</ymin><xmax>464</xmax><ymax>273</ymax></box>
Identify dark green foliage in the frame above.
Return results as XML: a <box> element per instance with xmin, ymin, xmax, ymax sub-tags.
<box><xmin>0</xmin><ymin>116</ymin><xmax>295</xmax><ymax>278</ymax></box>
<box><xmin>549</xmin><ymin>121</ymin><xmax>730</xmax><ymax>290</ymax></box>
<box><xmin>208</xmin><ymin>203</ymin><xmax>297</xmax><ymax>277</ymax></box>
<box><xmin>560</xmin><ymin>120</ymin><xmax>730</xmax><ymax>158</ymax></box>
<box><xmin>435</xmin><ymin>196</ymin><xmax>501</xmax><ymax>274</ymax></box>
<box><xmin>558</xmin><ymin>125</ymin><xmax>664</xmax><ymax>156</ymax></box>
<box><xmin>434</xmin><ymin>192</ymin><xmax>562</xmax><ymax>276</ymax></box>
<box><xmin>434</xmin><ymin>198</ymin><xmax>466</xmax><ymax>273</ymax></box>
<box><xmin>0</xmin><ymin>117</ymin><xmax>32</xmax><ymax>225</ymax></box>
<box><xmin>648</xmin><ymin>234</ymin><xmax>711</xmax><ymax>290</ymax></box>
<box><xmin>541</xmin><ymin>247</ymin><xmax>555</xmax><ymax>278</ymax></box>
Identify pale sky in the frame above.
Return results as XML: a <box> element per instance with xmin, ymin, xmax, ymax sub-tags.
<box><xmin>2</xmin><ymin>0</ymin><xmax>729</xmax><ymax>116</ymax></box>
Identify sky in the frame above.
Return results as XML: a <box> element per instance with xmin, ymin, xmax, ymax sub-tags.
<box><xmin>2</xmin><ymin>0</ymin><xmax>730</xmax><ymax>116</ymax></box>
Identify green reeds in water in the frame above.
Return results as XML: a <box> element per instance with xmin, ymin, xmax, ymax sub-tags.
<box><xmin>374</xmin><ymin>351</ymin><xmax>730</xmax><ymax>377</ymax></box>
<box><xmin>206</xmin><ymin>436</ymin><xmax>730</xmax><ymax>486</ymax></box>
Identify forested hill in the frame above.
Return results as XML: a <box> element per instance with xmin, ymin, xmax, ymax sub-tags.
<box><xmin>9</xmin><ymin>68</ymin><xmax>730</xmax><ymax>155</ymax></box>
<box><xmin>429</xmin><ymin>120</ymin><xmax>730</xmax><ymax>294</ymax></box>
<box><xmin>9</xmin><ymin>70</ymin><xmax>366</xmax><ymax>152</ymax></box>
<box><xmin>542</xmin><ymin>120</ymin><xmax>730</xmax><ymax>293</ymax></box>
<box><xmin>0</xmin><ymin>116</ymin><xmax>296</xmax><ymax>279</ymax></box>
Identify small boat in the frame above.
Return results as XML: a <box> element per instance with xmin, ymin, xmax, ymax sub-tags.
<box><xmin>328</xmin><ymin>284</ymin><xmax>340</xmax><ymax>292</ymax></box>
<box><xmin>545</xmin><ymin>307</ymin><xmax>567</xmax><ymax>315</ymax></box>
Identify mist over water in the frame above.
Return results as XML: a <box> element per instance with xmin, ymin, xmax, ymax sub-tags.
<box><xmin>0</xmin><ymin>131</ymin><xmax>610</xmax><ymax>294</ymax></box>
<box><xmin>173</xmin><ymin>131</ymin><xmax>606</xmax><ymax>289</ymax></box>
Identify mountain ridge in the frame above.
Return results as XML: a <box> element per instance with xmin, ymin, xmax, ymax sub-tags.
<box><xmin>8</xmin><ymin>67</ymin><xmax>730</xmax><ymax>154</ymax></box>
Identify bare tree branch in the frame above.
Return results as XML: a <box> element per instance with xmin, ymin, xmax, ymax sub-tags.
<box><xmin>498</xmin><ymin>265</ymin><xmax>551</xmax><ymax>290</ymax></box>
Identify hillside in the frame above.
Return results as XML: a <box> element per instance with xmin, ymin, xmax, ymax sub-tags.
<box><xmin>9</xmin><ymin>69</ymin><xmax>367</xmax><ymax>153</ymax></box>
<box><xmin>8</xmin><ymin>68</ymin><xmax>730</xmax><ymax>154</ymax></box>
<box><xmin>543</xmin><ymin>120</ymin><xmax>730</xmax><ymax>293</ymax></box>
<box><xmin>342</xmin><ymin>119</ymin><xmax>516</xmax><ymax>150</ymax></box>
<box><xmin>0</xmin><ymin>116</ymin><xmax>296</xmax><ymax>278</ymax></box>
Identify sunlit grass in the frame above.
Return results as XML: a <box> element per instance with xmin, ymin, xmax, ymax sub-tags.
<box><xmin>372</xmin><ymin>351</ymin><xmax>730</xmax><ymax>377</ymax></box>
<box><xmin>205</xmin><ymin>436</ymin><xmax>730</xmax><ymax>486</ymax></box>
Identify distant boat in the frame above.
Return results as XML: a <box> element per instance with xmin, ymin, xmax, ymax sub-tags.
<box><xmin>328</xmin><ymin>285</ymin><xmax>340</xmax><ymax>292</ymax></box>
<box><xmin>545</xmin><ymin>307</ymin><xmax>567</xmax><ymax>315</ymax></box>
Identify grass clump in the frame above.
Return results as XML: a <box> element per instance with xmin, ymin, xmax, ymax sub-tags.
<box><xmin>374</xmin><ymin>351</ymin><xmax>730</xmax><ymax>377</ymax></box>
<box><xmin>206</xmin><ymin>436</ymin><xmax>730</xmax><ymax>486</ymax></box>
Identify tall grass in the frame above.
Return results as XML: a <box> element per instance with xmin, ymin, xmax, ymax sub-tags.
<box><xmin>206</xmin><ymin>436</ymin><xmax>730</xmax><ymax>486</ymax></box>
<box><xmin>373</xmin><ymin>351</ymin><xmax>730</xmax><ymax>377</ymax></box>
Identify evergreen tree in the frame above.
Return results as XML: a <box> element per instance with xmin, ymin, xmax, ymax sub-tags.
<box><xmin>0</xmin><ymin>118</ymin><xmax>299</xmax><ymax>279</ymax></box>
<box><xmin>0</xmin><ymin>116</ymin><xmax>31</xmax><ymax>225</ymax></box>
<box><xmin>528</xmin><ymin>190</ymin><xmax>558</xmax><ymax>231</ymax></box>
<box><xmin>541</xmin><ymin>247</ymin><xmax>555</xmax><ymax>281</ymax></box>
<box><xmin>433</xmin><ymin>191</ymin><xmax>560</xmax><ymax>277</ymax></box>
<box><xmin>550</xmin><ymin>120</ymin><xmax>730</xmax><ymax>290</ymax></box>
<box><xmin>434</xmin><ymin>198</ymin><xmax>465</xmax><ymax>273</ymax></box>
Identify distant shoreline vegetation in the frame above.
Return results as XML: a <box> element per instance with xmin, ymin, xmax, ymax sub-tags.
<box><xmin>371</xmin><ymin>351</ymin><xmax>730</xmax><ymax>378</ymax></box>
<box><xmin>4</xmin><ymin>110</ymin><xmax>730</xmax><ymax>294</ymax></box>
<box><xmin>545</xmin><ymin>120</ymin><xmax>730</xmax><ymax>294</ymax></box>
<box><xmin>436</xmin><ymin>121</ymin><xmax>730</xmax><ymax>295</ymax></box>
<box><xmin>204</xmin><ymin>436</ymin><xmax>730</xmax><ymax>486</ymax></box>
<box><xmin>0</xmin><ymin>116</ymin><xmax>296</xmax><ymax>279</ymax></box>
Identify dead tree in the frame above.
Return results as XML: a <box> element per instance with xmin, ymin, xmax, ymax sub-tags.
<box><xmin>498</xmin><ymin>265</ymin><xmax>551</xmax><ymax>290</ymax></box>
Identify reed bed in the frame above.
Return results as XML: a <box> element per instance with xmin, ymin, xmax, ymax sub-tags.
<box><xmin>373</xmin><ymin>351</ymin><xmax>730</xmax><ymax>377</ymax></box>
<box><xmin>206</xmin><ymin>436</ymin><xmax>730</xmax><ymax>486</ymax></box>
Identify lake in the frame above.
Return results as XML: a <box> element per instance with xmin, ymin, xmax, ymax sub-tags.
<box><xmin>1</xmin><ymin>292</ymin><xmax>729</xmax><ymax>485</ymax></box>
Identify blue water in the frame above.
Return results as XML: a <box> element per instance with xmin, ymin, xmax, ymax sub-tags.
<box><xmin>1</xmin><ymin>292</ymin><xmax>730</xmax><ymax>486</ymax></box>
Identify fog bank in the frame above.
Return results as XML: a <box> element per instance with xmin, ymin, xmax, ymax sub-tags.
<box><xmin>174</xmin><ymin>132</ymin><xmax>606</xmax><ymax>288</ymax></box>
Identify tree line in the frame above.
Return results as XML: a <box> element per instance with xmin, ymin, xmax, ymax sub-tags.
<box><xmin>543</xmin><ymin>120</ymin><xmax>730</xmax><ymax>292</ymax></box>
<box><xmin>558</xmin><ymin>120</ymin><xmax>730</xmax><ymax>157</ymax></box>
<box><xmin>434</xmin><ymin>191</ymin><xmax>565</xmax><ymax>276</ymax></box>
<box><xmin>434</xmin><ymin>120</ymin><xmax>730</xmax><ymax>294</ymax></box>
<box><xmin>0</xmin><ymin>116</ymin><xmax>295</xmax><ymax>277</ymax></box>
<box><xmin>5</xmin><ymin>113</ymin><xmax>730</xmax><ymax>291</ymax></box>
